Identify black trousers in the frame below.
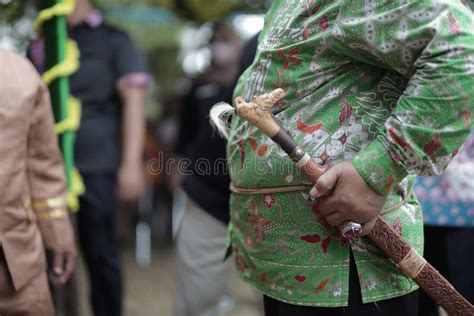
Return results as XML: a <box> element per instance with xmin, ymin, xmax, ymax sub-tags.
<box><xmin>78</xmin><ymin>173</ymin><xmax>122</xmax><ymax>316</ymax></box>
<box><xmin>264</xmin><ymin>252</ymin><xmax>418</xmax><ymax>316</ymax></box>
<box><xmin>419</xmin><ymin>226</ymin><xmax>474</xmax><ymax>316</ymax></box>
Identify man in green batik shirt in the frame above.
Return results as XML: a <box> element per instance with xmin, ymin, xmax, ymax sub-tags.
<box><xmin>226</xmin><ymin>1</ymin><xmax>474</xmax><ymax>315</ymax></box>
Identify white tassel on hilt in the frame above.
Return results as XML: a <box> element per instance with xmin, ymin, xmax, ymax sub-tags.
<box><xmin>209</xmin><ymin>102</ymin><xmax>235</xmax><ymax>140</ymax></box>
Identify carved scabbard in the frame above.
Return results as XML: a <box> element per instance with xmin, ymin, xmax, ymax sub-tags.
<box><xmin>370</xmin><ymin>219</ymin><xmax>474</xmax><ymax>315</ymax></box>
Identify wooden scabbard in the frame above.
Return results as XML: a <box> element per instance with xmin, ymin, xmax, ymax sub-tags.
<box><xmin>370</xmin><ymin>218</ymin><xmax>474</xmax><ymax>315</ymax></box>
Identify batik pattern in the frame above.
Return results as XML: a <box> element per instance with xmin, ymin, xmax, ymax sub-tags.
<box><xmin>228</xmin><ymin>0</ymin><xmax>474</xmax><ymax>306</ymax></box>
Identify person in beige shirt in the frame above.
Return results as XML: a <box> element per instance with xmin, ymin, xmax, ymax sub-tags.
<box><xmin>0</xmin><ymin>47</ymin><xmax>77</xmax><ymax>315</ymax></box>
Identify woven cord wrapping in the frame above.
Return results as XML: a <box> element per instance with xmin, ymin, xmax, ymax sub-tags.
<box><xmin>34</xmin><ymin>0</ymin><xmax>84</xmax><ymax>212</ymax></box>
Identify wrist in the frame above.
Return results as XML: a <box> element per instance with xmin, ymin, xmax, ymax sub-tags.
<box><xmin>38</xmin><ymin>217</ymin><xmax>74</xmax><ymax>250</ymax></box>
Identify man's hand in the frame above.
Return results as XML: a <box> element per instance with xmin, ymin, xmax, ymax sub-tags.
<box><xmin>50</xmin><ymin>246</ymin><xmax>77</xmax><ymax>285</ymax></box>
<box><xmin>39</xmin><ymin>217</ymin><xmax>77</xmax><ymax>285</ymax></box>
<box><xmin>118</xmin><ymin>161</ymin><xmax>144</xmax><ymax>201</ymax></box>
<box><xmin>309</xmin><ymin>160</ymin><xmax>385</xmax><ymax>235</ymax></box>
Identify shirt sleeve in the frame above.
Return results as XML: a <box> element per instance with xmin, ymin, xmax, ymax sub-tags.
<box><xmin>112</xmin><ymin>31</ymin><xmax>149</xmax><ymax>89</ymax></box>
<box><xmin>27</xmin><ymin>80</ymin><xmax>67</xmax><ymax>206</ymax></box>
<box><xmin>26</xmin><ymin>38</ymin><xmax>45</xmax><ymax>73</ymax></box>
<box><xmin>335</xmin><ymin>0</ymin><xmax>474</xmax><ymax>196</ymax></box>
<box><xmin>27</xmin><ymin>75</ymin><xmax>74</xmax><ymax>251</ymax></box>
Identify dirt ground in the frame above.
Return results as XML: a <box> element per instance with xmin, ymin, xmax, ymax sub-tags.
<box><xmin>76</xmin><ymin>247</ymin><xmax>263</xmax><ymax>316</ymax></box>
<box><xmin>67</xmin><ymin>246</ymin><xmax>450</xmax><ymax>316</ymax></box>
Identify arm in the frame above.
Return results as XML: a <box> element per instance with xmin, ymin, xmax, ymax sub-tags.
<box><xmin>311</xmin><ymin>1</ymin><xmax>474</xmax><ymax>232</ymax></box>
<box><xmin>342</xmin><ymin>1</ymin><xmax>473</xmax><ymax>195</ymax></box>
<box><xmin>117</xmin><ymin>83</ymin><xmax>146</xmax><ymax>201</ymax></box>
<box><xmin>27</xmin><ymin>79</ymin><xmax>77</xmax><ymax>284</ymax></box>
<box><xmin>113</xmin><ymin>32</ymin><xmax>148</xmax><ymax>201</ymax></box>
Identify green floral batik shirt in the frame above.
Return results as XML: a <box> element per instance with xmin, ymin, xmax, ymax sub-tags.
<box><xmin>227</xmin><ymin>0</ymin><xmax>474</xmax><ymax>307</ymax></box>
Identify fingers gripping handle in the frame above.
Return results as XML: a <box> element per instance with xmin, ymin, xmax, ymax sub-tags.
<box><xmin>300</xmin><ymin>157</ymin><xmax>362</xmax><ymax>239</ymax></box>
<box><xmin>301</xmin><ymin>159</ymin><xmax>326</xmax><ymax>184</ymax></box>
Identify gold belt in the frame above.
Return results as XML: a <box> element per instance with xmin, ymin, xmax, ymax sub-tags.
<box><xmin>229</xmin><ymin>183</ymin><xmax>413</xmax><ymax>216</ymax></box>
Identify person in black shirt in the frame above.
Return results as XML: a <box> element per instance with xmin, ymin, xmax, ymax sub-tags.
<box><xmin>173</xmin><ymin>25</ymin><xmax>259</xmax><ymax>316</ymax></box>
<box><xmin>28</xmin><ymin>0</ymin><xmax>148</xmax><ymax>315</ymax></box>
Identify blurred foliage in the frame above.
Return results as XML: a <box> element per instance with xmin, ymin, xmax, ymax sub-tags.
<box><xmin>0</xmin><ymin>1</ymin><xmax>21</xmax><ymax>23</ymax></box>
<box><xmin>95</xmin><ymin>0</ymin><xmax>269</xmax><ymax>22</ymax></box>
<box><xmin>0</xmin><ymin>0</ymin><xmax>35</xmax><ymax>52</ymax></box>
<box><xmin>174</xmin><ymin>0</ymin><xmax>242</xmax><ymax>22</ymax></box>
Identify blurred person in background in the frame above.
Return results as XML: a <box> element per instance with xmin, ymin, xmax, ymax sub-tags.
<box><xmin>172</xmin><ymin>22</ymin><xmax>247</xmax><ymax>316</ymax></box>
<box><xmin>415</xmin><ymin>132</ymin><xmax>474</xmax><ymax>316</ymax></box>
<box><xmin>28</xmin><ymin>0</ymin><xmax>148</xmax><ymax>315</ymax></box>
<box><xmin>0</xmin><ymin>48</ymin><xmax>76</xmax><ymax>315</ymax></box>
